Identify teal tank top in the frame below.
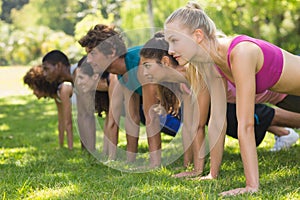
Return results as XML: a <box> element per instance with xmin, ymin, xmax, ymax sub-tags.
<box><xmin>118</xmin><ymin>46</ymin><xmax>142</xmax><ymax>96</ymax></box>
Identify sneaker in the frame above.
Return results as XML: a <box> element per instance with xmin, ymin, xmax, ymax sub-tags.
<box><xmin>270</xmin><ymin>128</ymin><xmax>299</xmax><ymax>152</ymax></box>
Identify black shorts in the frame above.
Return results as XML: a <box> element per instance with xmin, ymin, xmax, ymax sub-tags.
<box><xmin>226</xmin><ymin>103</ymin><xmax>275</xmax><ymax>146</ymax></box>
<box><xmin>276</xmin><ymin>94</ymin><xmax>300</xmax><ymax>113</ymax></box>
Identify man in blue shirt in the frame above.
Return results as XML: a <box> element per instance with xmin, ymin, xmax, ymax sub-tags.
<box><xmin>78</xmin><ymin>24</ymin><xmax>165</xmax><ymax>167</ymax></box>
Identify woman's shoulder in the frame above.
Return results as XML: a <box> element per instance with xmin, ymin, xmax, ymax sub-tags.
<box><xmin>57</xmin><ymin>81</ymin><xmax>73</xmax><ymax>97</ymax></box>
<box><xmin>58</xmin><ymin>81</ymin><xmax>73</xmax><ymax>91</ymax></box>
<box><xmin>228</xmin><ymin>34</ymin><xmax>261</xmax><ymax>58</ymax></box>
<box><xmin>60</xmin><ymin>81</ymin><xmax>73</xmax><ymax>87</ymax></box>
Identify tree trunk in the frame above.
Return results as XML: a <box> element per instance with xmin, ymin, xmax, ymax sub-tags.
<box><xmin>147</xmin><ymin>0</ymin><xmax>155</xmax><ymax>36</ymax></box>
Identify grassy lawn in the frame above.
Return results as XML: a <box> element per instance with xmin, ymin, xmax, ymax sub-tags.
<box><xmin>0</xmin><ymin>67</ymin><xmax>299</xmax><ymax>199</ymax></box>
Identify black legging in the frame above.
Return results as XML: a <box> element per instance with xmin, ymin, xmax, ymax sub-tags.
<box><xmin>276</xmin><ymin>94</ymin><xmax>300</xmax><ymax>113</ymax></box>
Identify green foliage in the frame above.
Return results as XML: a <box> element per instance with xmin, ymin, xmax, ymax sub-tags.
<box><xmin>0</xmin><ymin>0</ymin><xmax>29</xmax><ymax>23</ymax></box>
<box><xmin>206</xmin><ymin>0</ymin><xmax>300</xmax><ymax>53</ymax></box>
<box><xmin>10</xmin><ymin>0</ymin><xmax>40</xmax><ymax>30</ymax></box>
<box><xmin>37</xmin><ymin>0</ymin><xmax>77</xmax><ymax>35</ymax></box>
<box><xmin>118</xmin><ymin>0</ymin><xmax>150</xmax><ymax>46</ymax></box>
<box><xmin>118</xmin><ymin>0</ymin><xmax>185</xmax><ymax>47</ymax></box>
<box><xmin>0</xmin><ymin>20</ymin><xmax>13</xmax><ymax>65</ymax></box>
<box><xmin>74</xmin><ymin>10</ymin><xmax>114</xmax><ymax>42</ymax></box>
<box><xmin>99</xmin><ymin>0</ymin><xmax>123</xmax><ymax>24</ymax></box>
<box><xmin>1</xmin><ymin>25</ymin><xmax>81</xmax><ymax>66</ymax></box>
<box><xmin>1</xmin><ymin>0</ymin><xmax>300</xmax><ymax>65</ymax></box>
<box><xmin>11</xmin><ymin>0</ymin><xmax>87</xmax><ymax>35</ymax></box>
<box><xmin>0</xmin><ymin>1</ymin><xmax>2</xmax><ymax>16</ymax></box>
<box><xmin>151</xmin><ymin>0</ymin><xmax>186</xmax><ymax>28</ymax></box>
<box><xmin>39</xmin><ymin>28</ymin><xmax>83</xmax><ymax>65</ymax></box>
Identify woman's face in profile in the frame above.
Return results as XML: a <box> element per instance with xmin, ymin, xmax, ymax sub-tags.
<box><xmin>140</xmin><ymin>56</ymin><xmax>186</xmax><ymax>84</ymax></box>
<box><xmin>32</xmin><ymin>87</ymin><xmax>48</xmax><ymax>99</ymax></box>
<box><xmin>75</xmin><ymin>68</ymin><xmax>98</xmax><ymax>93</ymax></box>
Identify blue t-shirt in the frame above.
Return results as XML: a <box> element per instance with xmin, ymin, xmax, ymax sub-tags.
<box><xmin>118</xmin><ymin>46</ymin><xmax>142</xmax><ymax>96</ymax></box>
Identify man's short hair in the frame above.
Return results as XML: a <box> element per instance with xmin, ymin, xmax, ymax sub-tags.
<box><xmin>42</xmin><ymin>50</ymin><xmax>70</xmax><ymax>67</ymax></box>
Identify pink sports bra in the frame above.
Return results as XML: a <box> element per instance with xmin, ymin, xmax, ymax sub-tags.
<box><xmin>226</xmin><ymin>35</ymin><xmax>284</xmax><ymax>94</ymax></box>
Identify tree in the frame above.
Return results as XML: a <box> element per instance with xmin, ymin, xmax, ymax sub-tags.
<box><xmin>206</xmin><ymin>0</ymin><xmax>300</xmax><ymax>53</ymax></box>
<box><xmin>147</xmin><ymin>0</ymin><xmax>155</xmax><ymax>36</ymax></box>
<box><xmin>0</xmin><ymin>1</ymin><xmax>2</xmax><ymax>16</ymax></box>
<box><xmin>2</xmin><ymin>0</ymin><xmax>300</xmax><ymax>65</ymax></box>
<box><xmin>74</xmin><ymin>9</ymin><xmax>114</xmax><ymax>42</ymax></box>
<box><xmin>99</xmin><ymin>0</ymin><xmax>123</xmax><ymax>25</ymax></box>
<box><xmin>11</xmin><ymin>0</ymin><xmax>89</xmax><ymax>35</ymax></box>
<box><xmin>0</xmin><ymin>0</ymin><xmax>29</xmax><ymax>23</ymax></box>
<box><xmin>0</xmin><ymin>20</ymin><xmax>13</xmax><ymax>65</ymax></box>
<box><xmin>119</xmin><ymin>0</ymin><xmax>184</xmax><ymax>46</ymax></box>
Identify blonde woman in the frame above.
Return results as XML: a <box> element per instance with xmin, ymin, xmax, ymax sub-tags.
<box><xmin>164</xmin><ymin>1</ymin><xmax>300</xmax><ymax>196</ymax></box>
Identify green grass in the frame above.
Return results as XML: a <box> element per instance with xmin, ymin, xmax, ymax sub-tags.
<box><xmin>0</xmin><ymin>67</ymin><xmax>299</xmax><ymax>199</ymax></box>
<box><xmin>1</xmin><ymin>95</ymin><xmax>299</xmax><ymax>200</ymax></box>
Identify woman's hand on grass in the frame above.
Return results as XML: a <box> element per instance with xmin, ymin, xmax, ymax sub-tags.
<box><xmin>197</xmin><ymin>173</ymin><xmax>216</xmax><ymax>180</ymax></box>
<box><xmin>172</xmin><ymin>170</ymin><xmax>202</xmax><ymax>178</ymax></box>
<box><xmin>219</xmin><ymin>186</ymin><xmax>258</xmax><ymax>196</ymax></box>
<box><xmin>188</xmin><ymin>173</ymin><xmax>217</xmax><ymax>181</ymax></box>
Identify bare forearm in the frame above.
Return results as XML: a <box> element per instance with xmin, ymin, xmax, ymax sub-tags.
<box><xmin>77</xmin><ymin>113</ymin><xmax>96</xmax><ymax>151</ymax></box>
<box><xmin>181</xmin><ymin>123</ymin><xmax>193</xmax><ymax>167</ymax></box>
<box><xmin>209</xmin><ymin>132</ymin><xmax>225</xmax><ymax>178</ymax></box>
<box><xmin>64</xmin><ymin>111</ymin><xmax>73</xmax><ymax>135</ymax></box>
<box><xmin>192</xmin><ymin>127</ymin><xmax>206</xmax><ymax>173</ymax></box>
<box><xmin>238</xmin><ymin>126</ymin><xmax>259</xmax><ymax>189</ymax></box>
<box><xmin>65</xmin><ymin>122</ymin><xmax>73</xmax><ymax>136</ymax></box>
<box><xmin>104</xmin><ymin>115</ymin><xmax>119</xmax><ymax>160</ymax></box>
<box><xmin>142</xmin><ymin>84</ymin><xmax>161</xmax><ymax>166</ymax></box>
<box><xmin>145</xmin><ymin>114</ymin><xmax>161</xmax><ymax>146</ymax></box>
<box><xmin>106</xmin><ymin>117</ymin><xmax>119</xmax><ymax>146</ymax></box>
<box><xmin>207</xmin><ymin>118</ymin><xmax>226</xmax><ymax>178</ymax></box>
<box><xmin>145</xmin><ymin>112</ymin><xmax>161</xmax><ymax>167</ymax></box>
<box><xmin>58</xmin><ymin>122</ymin><xmax>64</xmax><ymax>135</ymax></box>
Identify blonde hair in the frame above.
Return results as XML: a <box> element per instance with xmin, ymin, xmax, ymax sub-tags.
<box><xmin>165</xmin><ymin>1</ymin><xmax>217</xmax><ymax>40</ymax></box>
<box><xmin>185</xmin><ymin>63</ymin><xmax>206</xmax><ymax>95</ymax></box>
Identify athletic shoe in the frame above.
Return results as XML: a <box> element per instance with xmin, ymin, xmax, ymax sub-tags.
<box><xmin>270</xmin><ymin>128</ymin><xmax>299</xmax><ymax>152</ymax></box>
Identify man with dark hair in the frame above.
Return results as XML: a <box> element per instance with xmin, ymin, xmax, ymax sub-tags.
<box><xmin>77</xmin><ymin>24</ymin><xmax>163</xmax><ymax>167</ymax></box>
<box><xmin>41</xmin><ymin>50</ymin><xmax>74</xmax><ymax>150</ymax></box>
